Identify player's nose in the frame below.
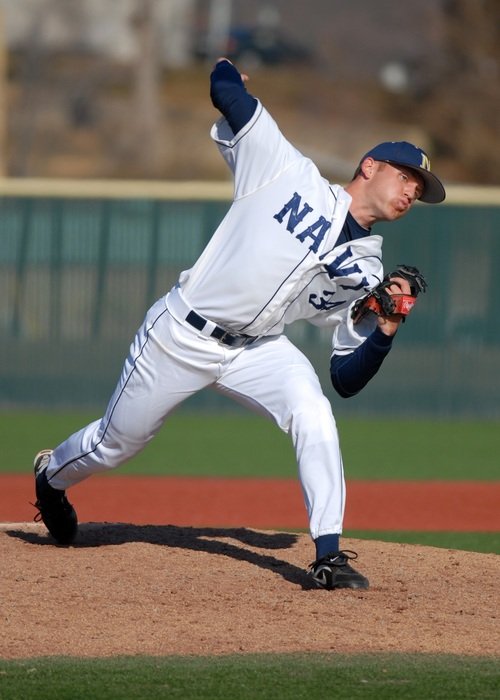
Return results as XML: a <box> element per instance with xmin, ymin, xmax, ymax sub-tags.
<box><xmin>404</xmin><ymin>183</ymin><xmax>420</xmax><ymax>204</ymax></box>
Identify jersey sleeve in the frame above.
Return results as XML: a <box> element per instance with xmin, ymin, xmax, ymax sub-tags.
<box><xmin>331</xmin><ymin>302</ymin><xmax>378</xmax><ymax>355</ymax></box>
<box><xmin>211</xmin><ymin>101</ymin><xmax>303</xmax><ymax>199</ymax></box>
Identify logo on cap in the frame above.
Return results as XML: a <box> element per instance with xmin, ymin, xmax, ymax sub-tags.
<box><xmin>420</xmin><ymin>153</ymin><xmax>431</xmax><ymax>172</ymax></box>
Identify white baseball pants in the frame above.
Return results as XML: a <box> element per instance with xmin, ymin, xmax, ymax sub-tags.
<box><xmin>45</xmin><ymin>294</ymin><xmax>346</xmax><ymax>539</ymax></box>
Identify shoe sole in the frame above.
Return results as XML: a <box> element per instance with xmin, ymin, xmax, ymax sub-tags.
<box><xmin>34</xmin><ymin>448</ymin><xmax>53</xmax><ymax>474</ymax></box>
<box><xmin>311</xmin><ymin>577</ymin><xmax>370</xmax><ymax>591</ymax></box>
<box><xmin>310</xmin><ymin>567</ymin><xmax>370</xmax><ymax>590</ymax></box>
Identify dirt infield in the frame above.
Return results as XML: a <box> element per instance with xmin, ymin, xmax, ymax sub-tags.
<box><xmin>1</xmin><ymin>523</ymin><xmax>499</xmax><ymax>659</ymax></box>
<box><xmin>1</xmin><ymin>476</ymin><xmax>499</xmax><ymax>659</ymax></box>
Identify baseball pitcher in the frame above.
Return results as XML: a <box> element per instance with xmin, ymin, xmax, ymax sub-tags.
<box><xmin>33</xmin><ymin>58</ymin><xmax>445</xmax><ymax>590</ymax></box>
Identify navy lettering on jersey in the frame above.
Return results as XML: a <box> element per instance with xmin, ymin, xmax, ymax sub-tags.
<box><xmin>324</xmin><ymin>247</ymin><xmax>365</xmax><ymax>283</ymax></box>
<box><xmin>309</xmin><ymin>290</ymin><xmax>344</xmax><ymax>311</ymax></box>
<box><xmin>295</xmin><ymin>216</ymin><xmax>331</xmax><ymax>254</ymax></box>
<box><xmin>274</xmin><ymin>192</ymin><xmax>331</xmax><ymax>253</ymax></box>
<box><xmin>274</xmin><ymin>192</ymin><xmax>312</xmax><ymax>231</ymax></box>
<box><xmin>309</xmin><ymin>245</ymin><xmax>371</xmax><ymax>311</ymax></box>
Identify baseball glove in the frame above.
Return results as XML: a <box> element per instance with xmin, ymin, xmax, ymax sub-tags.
<box><xmin>351</xmin><ymin>264</ymin><xmax>427</xmax><ymax>324</ymax></box>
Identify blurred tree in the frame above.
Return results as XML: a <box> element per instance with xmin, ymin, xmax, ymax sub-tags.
<box><xmin>130</xmin><ymin>0</ymin><xmax>164</xmax><ymax>176</ymax></box>
<box><xmin>0</xmin><ymin>7</ymin><xmax>7</xmax><ymax>176</ymax></box>
<box><xmin>423</xmin><ymin>0</ymin><xmax>500</xmax><ymax>183</ymax></box>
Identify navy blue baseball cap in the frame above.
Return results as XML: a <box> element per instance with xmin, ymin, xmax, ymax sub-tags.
<box><xmin>360</xmin><ymin>141</ymin><xmax>446</xmax><ymax>203</ymax></box>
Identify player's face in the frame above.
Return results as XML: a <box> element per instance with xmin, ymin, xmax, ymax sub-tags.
<box><xmin>370</xmin><ymin>163</ymin><xmax>424</xmax><ymax>221</ymax></box>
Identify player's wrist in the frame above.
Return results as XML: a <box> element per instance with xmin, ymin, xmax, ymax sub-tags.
<box><xmin>376</xmin><ymin>317</ymin><xmax>402</xmax><ymax>336</ymax></box>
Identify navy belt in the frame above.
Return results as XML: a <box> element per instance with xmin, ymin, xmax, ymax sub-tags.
<box><xmin>185</xmin><ymin>310</ymin><xmax>257</xmax><ymax>348</ymax></box>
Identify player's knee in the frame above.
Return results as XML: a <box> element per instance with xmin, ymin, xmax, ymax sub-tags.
<box><xmin>290</xmin><ymin>394</ymin><xmax>336</xmax><ymax>436</ymax></box>
<box><xmin>91</xmin><ymin>435</ymin><xmax>143</xmax><ymax>470</ymax></box>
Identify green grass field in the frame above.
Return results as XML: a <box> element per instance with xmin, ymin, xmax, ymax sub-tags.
<box><xmin>0</xmin><ymin>653</ymin><xmax>498</xmax><ymax>699</ymax></box>
<box><xmin>2</xmin><ymin>410</ymin><xmax>498</xmax><ymax>479</ymax></box>
<box><xmin>1</xmin><ymin>411</ymin><xmax>498</xmax><ymax>696</ymax></box>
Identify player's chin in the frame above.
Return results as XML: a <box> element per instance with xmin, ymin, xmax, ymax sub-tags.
<box><xmin>387</xmin><ymin>206</ymin><xmax>410</xmax><ymax>221</ymax></box>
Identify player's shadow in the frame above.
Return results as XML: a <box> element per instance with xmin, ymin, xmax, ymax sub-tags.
<box><xmin>7</xmin><ymin>523</ymin><xmax>316</xmax><ymax>590</ymax></box>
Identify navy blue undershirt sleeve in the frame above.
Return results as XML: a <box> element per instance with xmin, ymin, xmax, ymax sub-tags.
<box><xmin>330</xmin><ymin>327</ymin><xmax>394</xmax><ymax>398</ymax></box>
<box><xmin>210</xmin><ymin>59</ymin><xmax>258</xmax><ymax>134</ymax></box>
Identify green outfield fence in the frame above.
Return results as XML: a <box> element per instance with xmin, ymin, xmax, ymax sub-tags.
<box><xmin>1</xmin><ymin>179</ymin><xmax>500</xmax><ymax>417</ymax></box>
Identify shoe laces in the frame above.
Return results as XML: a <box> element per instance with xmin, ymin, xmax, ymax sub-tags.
<box><xmin>310</xmin><ymin>549</ymin><xmax>359</xmax><ymax>570</ymax></box>
<box><xmin>31</xmin><ymin>492</ymin><xmax>73</xmax><ymax>523</ymax></box>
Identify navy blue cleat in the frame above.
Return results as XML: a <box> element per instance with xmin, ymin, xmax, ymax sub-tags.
<box><xmin>309</xmin><ymin>550</ymin><xmax>369</xmax><ymax>590</ymax></box>
<box><xmin>33</xmin><ymin>449</ymin><xmax>78</xmax><ymax>545</ymax></box>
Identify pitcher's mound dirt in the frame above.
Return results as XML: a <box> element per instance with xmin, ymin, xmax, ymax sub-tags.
<box><xmin>1</xmin><ymin>523</ymin><xmax>498</xmax><ymax>659</ymax></box>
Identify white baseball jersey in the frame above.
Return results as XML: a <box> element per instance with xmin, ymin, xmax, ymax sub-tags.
<box><xmin>172</xmin><ymin>100</ymin><xmax>383</xmax><ymax>351</ymax></box>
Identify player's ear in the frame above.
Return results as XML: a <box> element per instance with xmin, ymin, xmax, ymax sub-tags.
<box><xmin>359</xmin><ymin>157</ymin><xmax>376</xmax><ymax>179</ymax></box>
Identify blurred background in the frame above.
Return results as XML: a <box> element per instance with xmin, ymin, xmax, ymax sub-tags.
<box><xmin>0</xmin><ymin>0</ymin><xmax>498</xmax><ymax>183</ymax></box>
<box><xmin>0</xmin><ymin>0</ymin><xmax>500</xmax><ymax>418</ymax></box>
